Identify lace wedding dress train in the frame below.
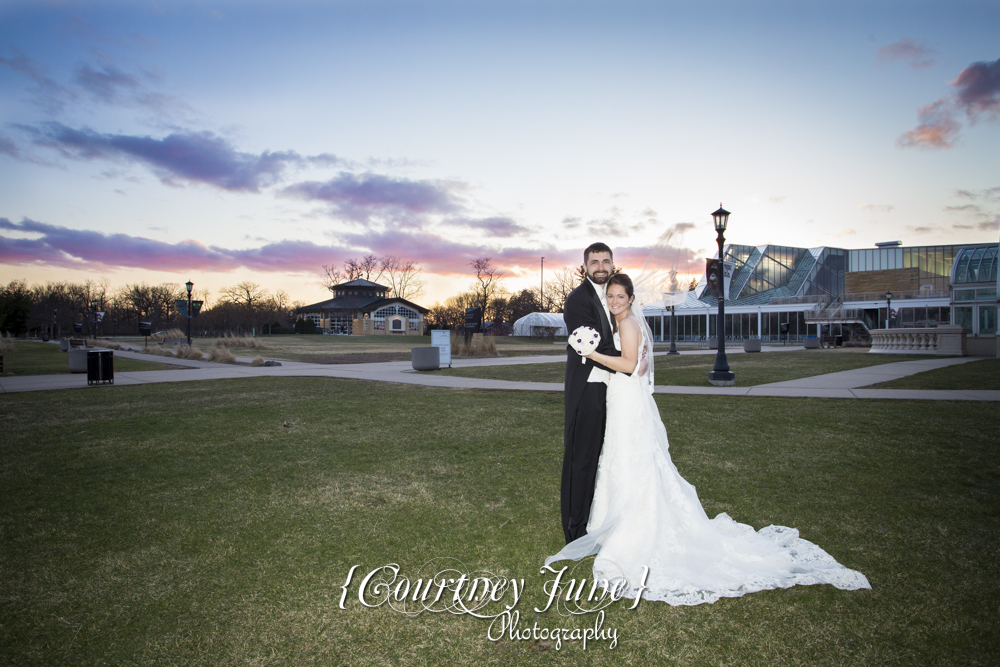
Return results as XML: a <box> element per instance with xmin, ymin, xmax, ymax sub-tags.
<box><xmin>547</xmin><ymin>326</ymin><xmax>871</xmax><ymax>606</ymax></box>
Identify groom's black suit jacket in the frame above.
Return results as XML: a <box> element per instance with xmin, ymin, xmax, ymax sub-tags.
<box><xmin>561</xmin><ymin>278</ymin><xmax>621</xmax><ymax>542</ymax></box>
<box><xmin>563</xmin><ymin>278</ymin><xmax>619</xmax><ymax>424</ymax></box>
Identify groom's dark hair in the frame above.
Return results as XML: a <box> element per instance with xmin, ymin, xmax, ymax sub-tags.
<box><xmin>584</xmin><ymin>242</ymin><xmax>613</xmax><ymax>263</ymax></box>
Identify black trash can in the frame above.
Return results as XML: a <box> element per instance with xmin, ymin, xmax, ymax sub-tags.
<box><xmin>87</xmin><ymin>349</ymin><xmax>114</xmax><ymax>386</ymax></box>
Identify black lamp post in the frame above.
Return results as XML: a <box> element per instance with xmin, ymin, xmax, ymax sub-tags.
<box><xmin>540</xmin><ymin>256</ymin><xmax>545</xmax><ymax>311</ymax></box>
<box><xmin>185</xmin><ymin>281</ymin><xmax>194</xmax><ymax>346</ymax></box>
<box><xmin>90</xmin><ymin>299</ymin><xmax>98</xmax><ymax>340</ymax></box>
<box><xmin>52</xmin><ymin>308</ymin><xmax>58</xmax><ymax>340</ymax></box>
<box><xmin>885</xmin><ymin>290</ymin><xmax>893</xmax><ymax>329</ymax></box>
<box><xmin>668</xmin><ymin>305</ymin><xmax>679</xmax><ymax>354</ymax></box>
<box><xmin>708</xmin><ymin>205</ymin><xmax>735</xmax><ymax>386</ymax></box>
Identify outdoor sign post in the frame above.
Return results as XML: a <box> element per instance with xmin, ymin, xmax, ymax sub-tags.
<box><xmin>464</xmin><ymin>307</ymin><xmax>482</xmax><ymax>345</ymax></box>
<box><xmin>87</xmin><ymin>311</ymin><xmax>105</xmax><ymax>340</ymax></box>
<box><xmin>139</xmin><ymin>321</ymin><xmax>152</xmax><ymax>347</ymax></box>
<box><xmin>174</xmin><ymin>299</ymin><xmax>204</xmax><ymax>346</ymax></box>
<box><xmin>430</xmin><ymin>329</ymin><xmax>452</xmax><ymax>367</ymax></box>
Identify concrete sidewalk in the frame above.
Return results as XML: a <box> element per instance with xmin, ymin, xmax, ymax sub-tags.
<box><xmin>1</xmin><ymin>344</ymin><xmax>995</xmax><ymax>401</ymax></box>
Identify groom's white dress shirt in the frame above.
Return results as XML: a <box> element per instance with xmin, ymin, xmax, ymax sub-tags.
<box><xmin>587</xmin><ymin>277</ymin><xmax>613</xmax><ymax>385</ymax></box>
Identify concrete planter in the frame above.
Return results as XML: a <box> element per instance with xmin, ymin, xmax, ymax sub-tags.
<box><xmin>68</xmin><ymin>348</ymin><xmax>88</xmax><ymax>372</ymax></box>
<box><xmin>707</xmin><ymin>337</ymin><xmax>718</xmax><ymax>349</ymax></box>
<box><xmin>743</xmin><ymin>338</ymin><xmax>762</xmax><ymax>352</ymax></box>
<box><xmin>803</xmin><ymin>336</ymin><xmax>820</xmax><ymax>349</ymax></box>
<box><xmin>60</xmin><ymin>339</ymin><xmax>70</xmax><ymax>352</ymax></box>
<box><xmin>411</xmin><ymin>346</ymin><xmax>440</xmax><ymax>371</ymax></box>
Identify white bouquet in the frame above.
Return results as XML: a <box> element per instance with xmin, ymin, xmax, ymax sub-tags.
<box><xmin>568</xmin><ymin>326</ymin><xmax>601</xmax><ymax>363</ymax></box>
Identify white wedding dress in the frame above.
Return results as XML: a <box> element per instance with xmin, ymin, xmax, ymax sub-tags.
<box><xmin>547</xmin><ymin>318</ymin><xmax>871</xmax><ymax>605</ymax></box>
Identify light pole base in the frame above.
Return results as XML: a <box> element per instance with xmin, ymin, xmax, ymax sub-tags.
<box><xmin>708</xmin><ymin>371</ymin><xmax>735</xmax><ymax>387</ymax></box>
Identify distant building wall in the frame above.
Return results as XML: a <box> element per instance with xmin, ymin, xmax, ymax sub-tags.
<box><xmin>845</xmin><ymin>268</ymin><xmax>919</xmax><ymax>295</ymax></box>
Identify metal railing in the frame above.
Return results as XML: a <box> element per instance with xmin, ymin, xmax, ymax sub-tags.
<box><xmin>843</xmin><ymin>289</ymin><xmax>949</xmax><ymax>302</ymax></box>
<box><xmin>768</xmin><ymin>295</ymin><xmax>826</xmax><ymax>306</ymax></box>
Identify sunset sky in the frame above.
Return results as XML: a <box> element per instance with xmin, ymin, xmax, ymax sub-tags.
<box><xmin>1</xmin><ymin>0</ymin><xmax>998</xmax><ymax>307</ymax></box>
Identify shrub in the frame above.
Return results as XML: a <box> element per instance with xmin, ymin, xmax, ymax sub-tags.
<box><xmin>180</xmin><ymin>345</ymin><xmax>205</xmax><ymax>361</ymax></box>
<box><xmin>215</xmin><ymin>334</ymin><xmax>264</xmax><ymax>349</ymax></box>
<box><xmin>207</xmin><ymin>346</ymin><xmax>236</xmax><ymax>364</ymax></box>
<box><xmin>294</xmin><ymin>317</ymin><xmax>318</xmax><ymax>334</ymax></box>
<box><xmin>450</xmin><ymin>332</ymin><xmax>499</xmax><ymax>358</ymax></box>
<box><xmin>249</xmin><ymin>356</ymin><xmax>265</xmax><ymax>367</ymax></box>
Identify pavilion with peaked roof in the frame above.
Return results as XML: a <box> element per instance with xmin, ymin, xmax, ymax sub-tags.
<box><xmin>294</xmin><ymin>279</ymin><xmax>428</xmax><ymax>335</ymax></box>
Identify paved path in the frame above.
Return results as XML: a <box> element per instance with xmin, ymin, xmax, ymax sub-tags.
<box><xmin>1</xmin><ymin>343</ymin><xmax>996</xmax><ymax>401</ymax></box>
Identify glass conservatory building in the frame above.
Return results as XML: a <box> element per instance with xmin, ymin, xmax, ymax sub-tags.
<box><xmin>643</xmin><ymin>240</ymin><xmax>999</xmax><ymax>355</ymax></box>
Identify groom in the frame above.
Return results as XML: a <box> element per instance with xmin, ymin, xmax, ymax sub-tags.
<box><xmin>561</xmin><ymin>242</ymin><xmax>621</xmax><ymax>544</ymax></box>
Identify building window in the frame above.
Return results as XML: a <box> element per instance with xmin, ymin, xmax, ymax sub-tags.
<box><xmin>979</xmin><ymin>306</ymin><xmax>997</xmax><ymax>336</ymax></box>
<box><xmin>373</xmin><ymin>305</ymin><xmax>420</xmax><ymax>319</ymax></box>
<box><xmin>954</xmin><ymin>289</ymin><xmax>976</xmax><ymax>301</ymax></box>
<box><xmin>955</xmin><ymin>306</ymin><xmax>973</xmax><ymax>331</ymax></box>
<box><xmin>976</xmin><ymin>288</ymin><xmax>997</xmax><ymax>301</ymax></box>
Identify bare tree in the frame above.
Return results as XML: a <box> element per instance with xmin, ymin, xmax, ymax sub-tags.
<box><xmin>322</xmin><ymin>264</ymin><xmax>344</xmax><ymax>292</ymax></box>
<box><xmin>341</xmin><ymin>254</ymin><xmax>383</xmax><ymax>282</ymax></box>
<box><xmin>426</xmin><ymin>291</ymin><xmax>477</xmax><ymax>331</ymax></box>
<box><xmin>468</xmin><ymin>257</ymin><xmax>504</xmax><ymax>322</ymax></box>
<box><xmin>488</xmin><ymin>286</ymin><xmax>512</xmax><ymax>326</ymax></box>
<box><xmin>324</xmin><ymin>254</ymin><xmax>426</xmax><ymax>299</ymax></box>
<box><xmin>268</xmin><ymin>289</ymin><xmax>293</xmax><ymax>327</ymax></box>
<box><xmin>380</xmin><ymin>255</ymin><xmax>426</xmax><ymax>301</ymax></box>
<box><xmin>219</xmin><ymin>282</ymin><xmax>271</xmax><ymax>333</ymax></box>
<box><xmin>543</xmin><ymin>267</ymin><xmax>580</xmax><ymax>313</ymax></box>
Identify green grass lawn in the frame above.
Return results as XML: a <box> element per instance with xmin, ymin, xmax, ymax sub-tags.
<box><xmin>157</xmin><ymin>334</ymin><xmax>566</xmax><ymax>364</ymax></box>
<box><xmin>439</xmin><ymin>348</ymin><xmax>940</xmax><ymax>386</ymax></box>
<box><xmin>0</xmin><ymin>341</ymin><xmax>187</xmax><ymax>377</ymax></box>
<box><xmin>2</xmin><ymin>378</ymin><xmax>997</xmax><ymax>665</ymax></box>
<box><xmin>866</xmin><ymin>358</ymin><xmax>1000</xmax><ymax>390</ymax></box>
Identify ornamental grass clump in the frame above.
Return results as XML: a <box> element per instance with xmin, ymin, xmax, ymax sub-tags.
<box><xmin>215</xmin><ymin>334</ymin><xmax>264</xmax><ymax>349</ymax></box>
<box><xmin>0</xmin><ymin>332</ymin><xmax>14</xmax><ymax>353</ymax></box>
<box><xmin>179</xmin><ymin>345</ymin><xmax>205</xmax><ymax>361</ymax></box>
<box><xmin>450</xmin><ymin>332</ymin><xmax>499</xmax><ymax>358</ymax></box>
<box><xmin>207</xmin><ymin>346</ymin><xmax>236</xmax><ymax>364</ymax></box>
<box><xmin>249</xmin><ymin>356</ymin><xmax>265</xmax><ymax>367</ymax></box>
<box><xmin>158</xmin><ymin>328</ymin><xmax>185</xmax><ymax>341</ymax></box>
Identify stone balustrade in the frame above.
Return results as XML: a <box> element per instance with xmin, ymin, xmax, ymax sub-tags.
<box><xmin>868</xmin><ymin>325</ymin><xmax>967</xmax><ymax>356</ymax></box>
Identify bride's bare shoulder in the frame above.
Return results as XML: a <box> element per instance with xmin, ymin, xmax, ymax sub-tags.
<box><xmin>619</xmin><ymin>316</ymin><xmax>641</xmax><ymax>335</ymax></box>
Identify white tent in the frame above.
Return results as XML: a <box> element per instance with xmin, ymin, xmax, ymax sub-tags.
<box><xmin>512</xmin><ymin>312</ymin><xmax>567</xmax><ymax>337</ymax></box>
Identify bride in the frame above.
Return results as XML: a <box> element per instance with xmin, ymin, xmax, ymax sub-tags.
<box><xmin>547</xmin><ymin>273</ymin><xmax>871</xmax><ymax>605</ymax></box>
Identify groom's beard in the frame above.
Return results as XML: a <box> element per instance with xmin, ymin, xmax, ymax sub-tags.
<box><xmin>588</xmin><ymin>270</ymin><xmax>610</xmax><ymax>285</ymax></box>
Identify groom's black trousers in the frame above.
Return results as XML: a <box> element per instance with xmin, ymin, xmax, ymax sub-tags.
<box><xmin>562</xmin><ymin>382</ymin><xmax>608</xmax><ymax>544</ymax></box>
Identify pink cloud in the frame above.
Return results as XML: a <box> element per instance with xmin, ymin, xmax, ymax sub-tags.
<box><xmin>1</xmin><ymin>217</ymin><xmax>705</xmax><ymax>283</ymax></box>
<box><xmin>877</xmin><ymin>39</ymin><xmax>935</xmax><ymax>69</ymax></box>
<box><xmin>952</xmin><ymin>57</ymin><xmax>1000</xmax><ymax>121</ymax></box>
<box><xmin>281</xmin><ymin>172</ymin><xmax>462</xmax><ymax>223</ymax></box>
<box><xmin>0</xmin><ymin>217</ymin><xmax>344</xmax><ymax>273</ymax></box>
<box><xmin>899</xmin><ymin>57</ymin><xmax>1000</xmax><ymax>149</ymax></box>
<box><xmin>897</xmin><ymin>99</ymin><xmax>960</xmax><ymax>149</ymax></box>
<box><xmin>25</xmin><ymin>123</ymin><xmax>334</xmax><ymax>192</ymax></box>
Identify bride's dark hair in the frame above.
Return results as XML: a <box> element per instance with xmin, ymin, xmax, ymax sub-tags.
<box><xmin>607</xmin><ymin>273</ymin><xmax>634</xmax><ymax>334</ymax></box>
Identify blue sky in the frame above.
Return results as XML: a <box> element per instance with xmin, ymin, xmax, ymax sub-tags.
<box><xmin>1</xmin><ymin>0</ymin><xmax>998</xmax><ymax>305</ymax></box>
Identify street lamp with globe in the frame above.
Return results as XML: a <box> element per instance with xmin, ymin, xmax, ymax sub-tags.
<box><xmin>708</xmin><ymin>205</ymin><xmax>735</xmax><ymax>386</ymax></box>
<box><xmin>186</xmin><ymin>281</ymin><xmax>194</xmax><ymax>346</ymax></box>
